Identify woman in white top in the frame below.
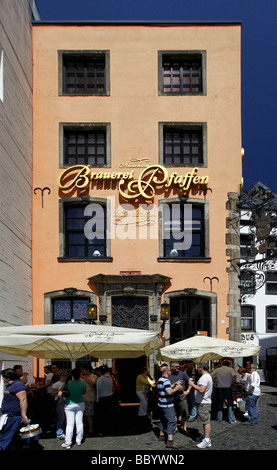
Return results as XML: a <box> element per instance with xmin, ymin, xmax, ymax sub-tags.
<box><xmin>244</xmin><ymin>364</ymin><xmax>261</xmax><ymax>425</ymax></box>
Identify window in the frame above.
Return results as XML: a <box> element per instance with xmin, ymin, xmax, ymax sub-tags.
<box><xmin>241</xmin><ymin>306</ymin><xmax>255</xmax><ymax>331</ymax></box>
<box><xmin>160</xmin><ymin>201</ymin><xmax>208</xmax><ymax>259</ymax></box>
<box><xmin>239</xmin><ymin>270</ymin><xmax>256</xmax><ymax>295</ymax></box>
<box><xmin>158</xmin><ymin>51</ymin><xmax>206</xmax><ymax>95</ymax></box>
<box><xmin>58</xmin><ymin>198</ymin><xmax>112</xmax><ymax>260</ymax></box>
<box><xmin>60</xmin><ymin>123</ymin><xmax>111</xmax><ymax>167</ymax></box>
<box><xmin>63</xmin><ymin>127</ymin><xmax>106</xmax><ymax>166</ymax></box>
<box><xmin>53</xmin><ymin>297</ymin><xmax>90</xmax><ymax>324</ymax></box>
<box><xmin>240</xmin><ymin>233</ymin><xmax>255</xmax><ymax>260</ymax></box>
<box><xmin>266</xmin><ymin>306</ymin><xmax>277</xmax><ymax>333</ymax></box>
<box><xmin>65</xmin><ymin>203</ymin><xmax>106</xmax><ymax>258</ymax></box>
<box><xmin>162</xmin><ymin>125</ymin><xmax>203</xmax><ymax>166</ymax></box>
<box><xmin>58</xmin><ymin>51</ymin><xmax>110</xmax><ymax>96</ymax></box>
<box><xmin>112</xmin><ymin>297</ymin><xmax>149</xmax><ymax>329</ymax></box>
<box><xmin>266</xmin><ymin>272</ymin><xmax>277</xmax><ymax>295</ymax></box>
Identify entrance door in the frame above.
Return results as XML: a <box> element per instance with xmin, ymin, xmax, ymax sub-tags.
<box><xmin>170</xmin><ymin>296</ymin><xmax>210</xmax><ymax>343</ymax></box>
<box><xmin>112</xmin><ymin>296</ymin><xmax>149</xmax><ymax>402</ymax></box>
<box><xmin>115</xmin><ymin>357</ymin><xmax>147</xmax><ymax>403</ymax></box>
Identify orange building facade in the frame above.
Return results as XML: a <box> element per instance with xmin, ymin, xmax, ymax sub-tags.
<box><xmin>32</xmin><ymin>21</ymin><xmax>242</xmax><ymax>389</ymax></box>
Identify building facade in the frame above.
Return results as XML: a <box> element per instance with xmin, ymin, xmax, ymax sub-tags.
<box><xmin>32</xmin><ymin>21</ymin><xmax>242</xmax><ymax>392</ymax></box>
<box><xmin>0</xmin><ymin>0</ymin><xmax>40</xmax><ymax>375</ymax></box>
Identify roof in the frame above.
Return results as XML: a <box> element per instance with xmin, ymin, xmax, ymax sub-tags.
<box><xmin>32</xmin><ymin>20</ymin><xmax>242</xmax><ymax>27</ymax></box>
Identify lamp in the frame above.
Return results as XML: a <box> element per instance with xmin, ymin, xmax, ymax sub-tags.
<box><xmin>160</xmin><ymin>302</ymin><xmax>170</xmax><ymax>335</ymax></box>
<box><xmin>161</xmin><ymin>302</ymin><xmax>170</xmax><ymax>321</ymax></box>
<box><xmin>87</xmin><ymin>302</ymin><xmax>97</xmax><ymax>321</ymax></box>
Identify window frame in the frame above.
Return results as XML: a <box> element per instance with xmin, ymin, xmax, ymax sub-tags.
<box><xmin>59</xmin><ymin>122</ymin><xmax>111</xmax><ymax>168</ymax></box>
<box><xmin>158</xmin><ymin>50</ymin><xmax>207</xmax><ymax>96</ymax></box>
<box><xmin>266</xmin><ymin>305</ymin><xmax>277</xmax><ymax>333</ymax></box>
<box><xmin>44</xmin><ymin>289</ymin><xmax>97</xmax><ymax>325</ymax></box>
<box><xmin>159</xmin><ymin>122</ymin><xmax>207</xmax><ymax>167</ymax></box>
<box><xmin>158</xmin><ymin>198</ymin><xmax>210</xmax><ymax>261</ymax></box>
<box><xmin>52</xmin><ymin>296</ymin><xmax>91</xmax><ymax>324</ymax></box>
<box><xmin>241</xmin><ymin>305</ymin><xmax>255</xmax><ymax>332</ymax></box>
<box><xmin>266</xmin><ymin>271</ymin><xmax>277</xmax><ymax>295</ymax></box>
<box><xmin>58</xmin><ymin>50</ymin><xmax>110</xmax><ymax>96</ymax></box>
<box><xmin>58</xmin><ymin>197</ymin><xmax>112</xmax><ymax>261</ymax></box>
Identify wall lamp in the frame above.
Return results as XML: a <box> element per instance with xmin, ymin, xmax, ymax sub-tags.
<box><xmin>87</xmin><ymin>302</ymin><xmax>97</xmax><ymax>322</ymax></box>
<box><xmin>161</xmin><ymin>302</ymin><xmax>170</xmax><ymax>334</ymax></box>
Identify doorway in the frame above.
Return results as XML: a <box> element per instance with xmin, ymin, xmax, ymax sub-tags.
<box><xmin>169</xmin><ymin>296</ymin><xmax>210</xmax><ymax>343</ymax></box>
<box><xmin>115</xmin><ymin>356</ymin><xmax>147</xmax><ymax>403</ymax></box>
<box><xmin>112</xmin><ymin>296</ymin><xmax>149</xmax><ymax>402</ymax></box>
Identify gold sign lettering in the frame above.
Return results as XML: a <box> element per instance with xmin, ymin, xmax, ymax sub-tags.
<box><xmin>58</xmin><ymin>164</ymin><xmax>209</xmax><ymax>200</ymax></box>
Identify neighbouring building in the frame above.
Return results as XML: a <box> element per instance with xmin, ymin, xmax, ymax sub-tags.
<box><xmin>0</xmin><ymin>0</ymin><xmax>40</xmax><ymax>380</ymax></box>
<box><xmin>239</xmin><ymin>182</ymin><xmax>277</xmax><ymax>381</ymax></box>
<box><xmin>32</xmin><ymin>20</ymin><xmax>243</xmax><ymax>399</ymax></box>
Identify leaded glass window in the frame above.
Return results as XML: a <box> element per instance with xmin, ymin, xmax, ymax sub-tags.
<box><xmin>53</xmin><ymin>298</ymin><xmax>90</xmax><ymax>323</ymax></box>
<box><xmin>112</xmin><ymin>297</ymin><xmax>148</xmax><ymax>329</ymax></box>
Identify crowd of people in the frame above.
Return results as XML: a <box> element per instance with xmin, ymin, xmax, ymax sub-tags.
<box><xmin>153</xmin><ymin>360</ymin><xmax>261</xmax><ymax>449</ymax></box>
<box><xmin>0</xmin><ymin>362</ymin><xmax>121</xmax><ymax>450</ymax></box>
<box><xmin>0</xmin><ymin>359</ymin><xmax>261</xmax><ymax>450</ymax></box>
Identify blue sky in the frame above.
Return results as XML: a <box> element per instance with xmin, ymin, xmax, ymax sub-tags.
<box><xmin>36</xmin><ymin>0</ymin><xmax>277</xmax><ymax>193</ymax></box>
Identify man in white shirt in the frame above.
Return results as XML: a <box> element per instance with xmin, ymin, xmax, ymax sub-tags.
<box><xmin>244</xmin><ymin>364</ymin><xmax>261</xmax><ymax>425</ymax></box>
<box><xmin>188</xmin><ymin>362</ymin><xmax>213</xmax><ymax>449</ymax></box>
<box><xmin>210</xmin><ymin>360</ymin><xmax>237</xmax><ymax>423</ymax></box>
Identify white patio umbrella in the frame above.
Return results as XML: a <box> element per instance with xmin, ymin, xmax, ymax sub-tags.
<box><xmin>0</xmin><ymin>323</ymin><xmax>162</xmax><ymax>367</ymax></box>
<box><xmin>157</xmin><ymin>334</ymin><xmax>260</xmax><ymax>362</ymax></box>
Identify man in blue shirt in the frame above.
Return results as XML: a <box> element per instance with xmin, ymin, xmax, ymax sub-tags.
<box><xmin>168</xmin><ymin>362</ymin><xmax>191</xmax><ymax>434</ymax></box>
<box><xmin>0</xmin><ymin>368</ymin><xmax>29</xmax><ymax>450</ymax></box>
<box><xmin>156</xmin><ymin>364</ymin><xmax>183</xmax><ymax>448</ymax></box>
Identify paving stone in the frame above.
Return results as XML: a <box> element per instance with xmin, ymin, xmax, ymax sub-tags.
<box><xmin>28</xmin><ymin>385</ymin><xmax>277</xmax><ymax>452</ymax></box>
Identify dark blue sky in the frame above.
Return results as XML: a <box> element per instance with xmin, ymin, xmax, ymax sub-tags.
<box><xmin>36</xmin><ymin>0</ymin><xmax>277</xmax><ymax>193</ymax></box>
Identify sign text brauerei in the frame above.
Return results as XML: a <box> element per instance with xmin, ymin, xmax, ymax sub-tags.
<box><xmin>58</xmin><ymin>163</ymin><xmax>209</xmax><ymax>201</ymax></box>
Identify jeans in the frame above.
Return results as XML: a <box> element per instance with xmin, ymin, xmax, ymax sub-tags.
<box><xmin>187</xmin><ymin>390</ymin><xmax>197</xmax><ymax>419</ymax></box>
<box><xmin>136</xmin><ymin>391</ymin><xmax>148</xmax><ymax>416</ymax></box>
<box><xmin>216</xmin><ymin>388</ymin><xmax>236</xmax><ymax>422</ymax></box>
<box><xmin>158</xmin><ymin>405</ymin><xmax>176</xmax><ymax>435</ymax></box>
<box><xmin>64</xmin><ymin>402</ymin><xmax>85</xmax><ymax>445</ymax></box>
<box><xmin>0</xmin><ymin>416</ymin><xmax>22</xmax><ymax>450</ymax></box>
<box><xmin>56</xmin><ymin>400</ymin><xmax>66</xmax><ymax>438</ymax></box>
<box><xmin>245</xmin><ymin>394</ymin><xmax>259</xmax><ymax>424</ymax></box>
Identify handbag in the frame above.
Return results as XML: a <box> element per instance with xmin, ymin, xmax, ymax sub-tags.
<box><xmin>62</xmin><ymin>382</ymin><xmax>69</xmax><ymax>397</ymax></box>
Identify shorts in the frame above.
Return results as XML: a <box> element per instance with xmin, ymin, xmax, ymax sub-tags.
<box><xmin>84</xmin><ymin>400</ymin><xmax>95</xmax><ymax>417</ymax></box>
<box><xmin>174</xmin><ymin>396</ymin><xmax>189</xmax><ymax>419</ymax></box>
<box><xmin>196</xmin><ymin>403</ymin><xmax>211</xmax><ymax>425</ymax></box>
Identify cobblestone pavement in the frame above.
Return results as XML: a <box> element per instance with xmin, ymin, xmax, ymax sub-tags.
<box><xmin>35</xmin><ymin>385</ymin><xmax>277</xmax><ymax>453</ymax></box>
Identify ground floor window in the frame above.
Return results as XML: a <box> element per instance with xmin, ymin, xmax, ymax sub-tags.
<box><xmin>53</xmin><ymin>297</ymin><xmax>90</xmax><ymax>323</ymax></box>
